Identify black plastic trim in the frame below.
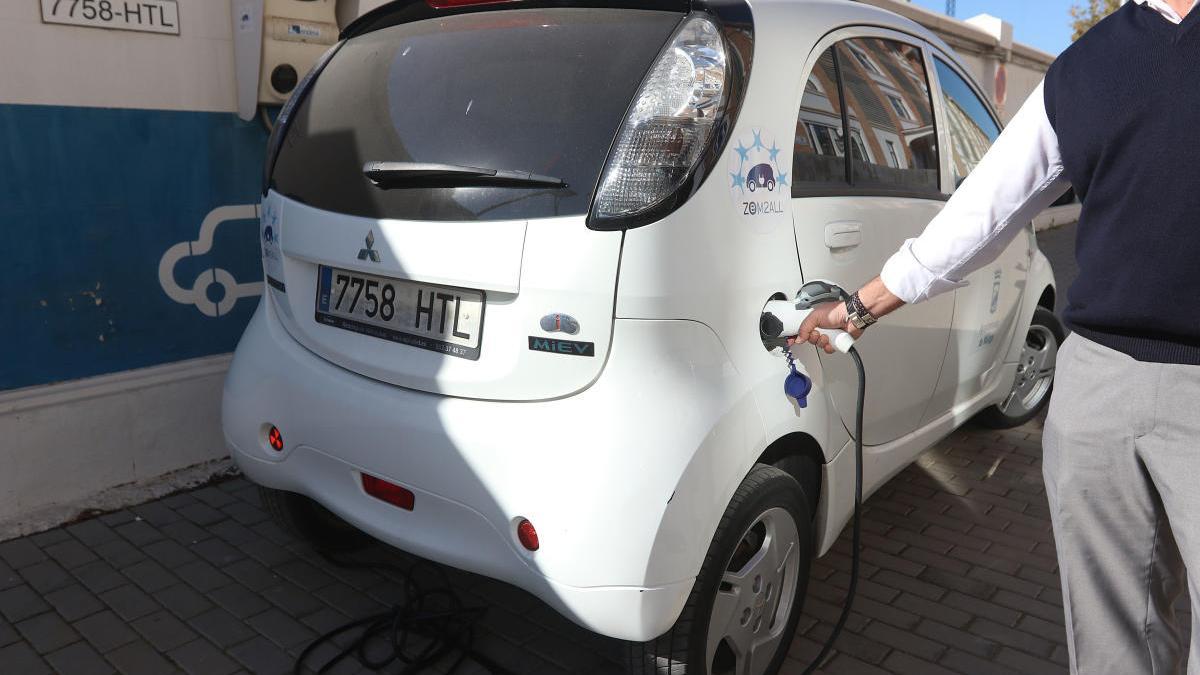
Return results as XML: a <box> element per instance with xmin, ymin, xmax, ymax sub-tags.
<box><xmin>791</xmin><ymin>186</ymin><xmax>949</xmax><ymax>201</ymax></box>
<box><xmin>585</xmin><ymin>0</ymin><xmax>754</xmax><ymax>231</ymax></box>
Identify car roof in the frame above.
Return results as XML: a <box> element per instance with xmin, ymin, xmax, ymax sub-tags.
<box><xmin>747</xmin><ymin>0</ymin><xmax>971</xmax><ymax>74</ymax></box>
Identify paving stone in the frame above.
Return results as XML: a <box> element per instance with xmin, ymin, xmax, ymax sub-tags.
<box><xmin>276</xmin><ymin>559</ymin><xmax>331</xmax><ymax>592</ymax></box>
<box><xmin>130</xmin><ymin>502</ymin><xmax>182</xmax><ymax>528</ymax></box>
<box><xmin>99</xmin><ymin>510</ymin><xmax>138</xmax><ymax>527</ymax></box>
<box><xmin>0</xmin><ymin>584</ymin><xmax>52</xmax><ymax>623</ymax></box>
<box><xmin>0</xmin><ymin>640</ymin><xmax>53</xmax><ymax>674</ymax></box>
<box><xmin>113</xmin><ymin>520</ymin><xmax>163</xmax><ymax>548</ymax></box>
<box><xmin>44</xmin><ymin>583</ymin><xmax>105</xmax><ymax>622</ymax></box>
<box><xmin>99</xmin><ymin>585</ymin><xmax>159</xmax><ymax>622</ymax></box>
<box><xmin>0</xmin><ymin>560</ymin><xmax>20</xmax><ymax>591</ymax></box>
<box><xmin>44</xmin><ymin>640</ymin><xmax>115</xmax><ymax>675</ymax></box>
<box><xmin>222</xmin><ymin>501</ymin><xmax>268</xmax><ymax>526</ymax></box>
<box><xmin>223</xmin><ymin>557</ymin><xmax>280</xmax><ymax>591</ymax></box>
<box><xmin>0</xmin><ymin>615</ymin><xmax>18</xmax><ymax>646</ymax></box>
<box><xmin>94</xmin><ymin>539</ymin><xmax>147</xmax><ymax>568</ymax></box>
<box><xmin>131</xmin><ymin>609</ymin><xmax>197</xmax><ymax>652</ymax></box>
<box><xmin>16</xmin><ymin>611</ymin><xmax>80</xmax><ymax>654</ymax></box>
<box><xmin>188</xmin><ymin>607</ymin><xmax>256</xmax><ymax>648</ymax></box>
<box><xmin>122</xmin><ymin>559</ymin><xmax>177</xmax><ymax>594</ymax></box>
<box><xmin>105</xmin><ymin>639</ymin><xmax>178</xmax><ymax>675</ymax></box>
<box><xmin>142</xmin><ymin>539</ymin><xmax>197</xmax><ymax>569</ymax></box>
<box><xmin>0</xmin><ymin>538</ymin><xmax>47</xmax><ymax>569</ymax></box>
<box><xmin>29</xmin><ymin>529</ymin><xmax>71</xmax><ymax>548</ymax></box>
<box><xmin>315</xmin><ymin>581</ymin><xmax>383</xmax><ymax>617</ymax></box>
<box><xmin>175</xmin><ymin>559</ymin><xmax>232</xmax><ymax>593</ymax></box>
<box><xmin>228</xmin><ymin>635</ymin><xmax>294</xmax><ymax>675</ymax></box>
<box><xmin>154</xmin><ymin>583</ymin><xmax>214</xmax><ymax>621</ymax></box>
<box><xmin>74</xmin><ymin>609</ymin><xmax>139</xmax><ymax>652</ymax></box>
<box><xmin>245</xmin><ymin>607</ymin><xmax>316</xmax><ymax>649</ymax></box>
<box><xmin>208</xmin><ymin>583</ymin><xmax>272</xmax><ymax>619</ymax></box>
<box><xmin>65</xmin><ymin>519</ymin><xmax>114</xmax><ymax>547</ymax></box>
<box><xmin>262</xmin><ymin>581</ymin><xmax>325</xmax><ymax>617</ymax></box>
<box><xmin>42</xmin><ymin>538</ymin><xmax>99</xmax><ymax>569</ymax></box>
<box><xmin>20</xmin><ymin>559</ymin><xmax>74</xmax><ymax>594</ymax></box>
<box><xmin>176</xmin><ymin>502</ymin><xmax>227</xmax><ymax>527</ymax></box>
<box><xmin>169</xmin><ymin>638</ymin><xmax>240</xmax><ymax>675</ymax></box>
<box><xmin>72</xmin><ymin>560</ymin><xmax>127</xmax><ymax>595</ymax></box>
<box><xmin>209</xmin><ymin>520</ymin><xmax>259</xmax><ymax>547</ymax></box>
<box><xmin>193</xmin><ymin>486</ymin><xmax>240</xmax><ymax>509</ymax></box>
<box><xmin>159</xmin><ymin>520</ymin><xmax>210</xmax><ymax>546</ymax></box>
<box><xmin>191</xmin><ymin>538</ymin><xmax>244</xmax><ymax>567</ymax></box>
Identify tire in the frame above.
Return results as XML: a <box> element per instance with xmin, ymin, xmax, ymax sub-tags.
<box><xmin>626</xmin><ymin>464</ymin><xmax>813</xmax><ymax>675</ymax></box>
<box><xmin>748</xmin><ymin>181</ymin><xmax>756</xmax><ymax>192</ymax></box>
<box><xmin>767</xmin><ymin>180</ymin><xmax>776</xmax><ymax>191</ymax></box>
<box><xmin>974</xmin><ymin>306</ymin><xmax>1065</xmax><ymax>429</ymax></box>
<box><xmin>259</xmin><ymin>486</ymin><xmax>372</xmax><ymax>552</ymax></box>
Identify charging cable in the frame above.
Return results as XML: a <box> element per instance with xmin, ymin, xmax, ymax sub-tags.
<box><xmin>760</xmin><ymin>281</ymin><xmax>866</xmax><ymax>673</ymax></box>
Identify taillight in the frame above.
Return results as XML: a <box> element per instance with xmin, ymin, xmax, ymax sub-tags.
<box><xmin>590</xmin><ymin>15</ymin><xmax>728</xmax><ymax>227</ymax></box>
<box><xmin>362</xmin><ymin>474</ymin><xmax>416</xmax><ymax>511</ymax></box>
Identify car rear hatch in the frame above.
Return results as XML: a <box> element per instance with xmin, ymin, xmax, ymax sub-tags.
<box><xmin>262</xmin><ymin>5</ymin><xmax>686</xmax><ymax>401</ymax></box>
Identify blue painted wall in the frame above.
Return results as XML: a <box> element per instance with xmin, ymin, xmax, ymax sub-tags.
<box><xmin>1</xmin><ymin>104</ymin><xmax>268</xmax><ymax>392</ymax></box>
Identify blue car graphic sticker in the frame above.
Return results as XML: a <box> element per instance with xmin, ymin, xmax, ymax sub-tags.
<box><xmin>728</xmin><ymin>128</ymin><xmax>789</xmax><ymax>217</ymax></box>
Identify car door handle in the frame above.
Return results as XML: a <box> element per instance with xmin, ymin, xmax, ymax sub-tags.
<box><xmin>824</xmin><ymin>221</ymin><xmax>862</xmax><ymax>249</ymax></box>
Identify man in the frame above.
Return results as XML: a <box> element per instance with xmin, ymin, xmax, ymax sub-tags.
<box><xmin>796</xmin><ymin>0</ymin><xmax>1200</xmax><ymax>672</ymax></box>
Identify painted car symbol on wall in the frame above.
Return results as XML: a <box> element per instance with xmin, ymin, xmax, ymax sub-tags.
<box><xmin>158</xmin><ymin>204</ymin><xmax>262</xmax><ymax>317</ymax></box>
<box><xmin>746</xmin><ymin>163</ymin><xmax>777</xmax><ymax>192</ymax></box>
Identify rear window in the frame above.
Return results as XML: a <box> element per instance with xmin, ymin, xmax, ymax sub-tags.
<box><xmin>270</xmin><ymin>8</ymin><xmax>681</xmax><ymax>221</ymax></box>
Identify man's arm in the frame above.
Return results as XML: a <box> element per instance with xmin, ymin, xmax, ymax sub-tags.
<box><xmin>797</xmin><ymin>79</ymin><xmax>1072</xmax><ymax>353</ymax></box>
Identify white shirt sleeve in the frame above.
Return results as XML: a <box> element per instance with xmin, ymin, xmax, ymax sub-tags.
<box><xmin>879</xmin><ymin>80</ymin><xmax>1071</xmax><ymax>304</ymax></box>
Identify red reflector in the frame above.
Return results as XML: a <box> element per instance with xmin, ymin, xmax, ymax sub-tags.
<box><xmin>361</xmin><ymin>474</ymin><xmax>415</xmax><ymax>511</ymax></box>
<box><xmin>426</xmin><ymin>0</ymin><xmax>516</xmax><ymax>7</ymax></box>
<box><xmin>267</xmin><ymin>426</ymin><xmax>284</xmax><ymax>452</ymax></box>
<box><xmin>517</xmin><ymin>519</ymin><xmax>539</xmax><ymax>551</ymax></box>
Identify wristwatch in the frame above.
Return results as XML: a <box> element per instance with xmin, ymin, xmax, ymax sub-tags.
<box><xmin>846</xmin><ymin>291</ymin><xmax>878</xmax><ymax>331</ymax></box>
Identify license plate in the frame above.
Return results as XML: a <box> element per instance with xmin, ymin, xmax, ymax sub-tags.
<box><xmin>315</xmin><ymin>266</ymin><xmax>485</xmax><ymax>360</ymax></box>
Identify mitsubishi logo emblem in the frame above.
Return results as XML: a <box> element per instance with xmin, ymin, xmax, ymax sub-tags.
<box><xmin>357</xmin><ymin>230</ymin><xmax>381</xmax><ymax>262</ymax></box>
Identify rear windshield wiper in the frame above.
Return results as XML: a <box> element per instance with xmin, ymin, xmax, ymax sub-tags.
<box><xmin>363</xmin><ymin>162</ymin><xmax>566</xmax><ymax>189</ymax></box>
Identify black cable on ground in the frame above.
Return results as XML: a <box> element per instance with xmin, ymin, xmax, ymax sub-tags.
<box><xmin>802</xmin><ymin>346</ymin><xmax>866</xmax><ymax>674</ymax></box>
<box><xmin>293</xmin><ymin>554</ymin><xmax>522</xmax><ymax>675</ymax></box>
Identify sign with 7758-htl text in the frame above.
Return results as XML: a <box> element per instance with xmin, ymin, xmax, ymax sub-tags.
<box><xmin>40</xmin><ymin>0</ymin><xmax>179</xmax><ymax>36</ymax></box>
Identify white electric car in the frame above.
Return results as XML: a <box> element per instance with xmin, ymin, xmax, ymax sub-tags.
<box><xmin>223</xmin><ymin>1</ymin><xmax>1061</xmax><ymax>673</ymax></box>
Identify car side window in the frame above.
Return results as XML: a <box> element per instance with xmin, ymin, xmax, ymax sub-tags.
<box><xmin>837</xmin><ymin>38</ymin><xmax>939</xmax><ymax>193</ymax></box>
<box><xmin>792</xmin><ymin>48</ymin><xmax>849</xmax><ymax>194</ymax></box>
<box><xmin>934</xmin><ymin>57</ymin><xmax>1001</xmax><ymax>189</ymax></box>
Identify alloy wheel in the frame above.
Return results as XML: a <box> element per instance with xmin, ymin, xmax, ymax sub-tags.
<box><xmin>706</xmin><ymin>507</ymin><xmax>801</xmax><ymax>675</ymax></box>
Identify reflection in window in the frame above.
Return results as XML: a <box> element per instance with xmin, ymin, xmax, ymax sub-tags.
<box><xmin>837</xmin><ymin>38</ymin><xmax>938</xmax><ymax>193</ymax></box>
<box><xmin>792</xmin><ymin>48</ymin><xmax>848</xmax><ymax>192</ymax></box>
<box><xmin>885</xmin><ymin>140</ymin><xmax>901</xmax><ymax>169</ymax></box>
<box><xmin>934</xmin><ymin>58</ymin><xmax>1001</xmax><ymax>188</ymax></box>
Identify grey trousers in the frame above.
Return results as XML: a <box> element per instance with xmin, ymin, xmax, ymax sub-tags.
<box><xmin>1043</xmin><ymin>332</ymin><xmax>1200</xmax><ymax>674</ymax></box>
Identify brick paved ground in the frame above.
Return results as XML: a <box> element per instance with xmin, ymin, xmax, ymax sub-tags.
<box><xmin>0</xmin><ymin>222</ymin><xmax>1120</xmax><ymax>675</ymax></box>
<box><xmin>0</xmin><ymin>417</ymin><xmax>1075</xmax><ymax>675</ymax></box>
<box><xmin>792</xmin><ymin>415</ymin><xmax>1072</xmax><ymax>675</ymax></box>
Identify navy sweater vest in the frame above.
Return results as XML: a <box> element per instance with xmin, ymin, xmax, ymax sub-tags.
<box><xmin>1045</xmin><ymin>1</ymin><xmax>1200</xmax><ymax>364</ymax></box>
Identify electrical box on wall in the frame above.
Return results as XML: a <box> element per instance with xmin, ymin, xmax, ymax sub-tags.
<box><xmin>259</xmin><ymin>0</ymin><xmax>338</xmax><ymax>104</ymax></box>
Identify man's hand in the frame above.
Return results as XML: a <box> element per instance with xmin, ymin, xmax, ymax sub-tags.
<box><xmin>786</xmin><ymin>276</ymin><xmax>906</xmax><ymax>353</ymax></box>
<box><xmin>789</xmin><ymin>302</ymin><xmax>862</xmax><ymax>354</ymax></box>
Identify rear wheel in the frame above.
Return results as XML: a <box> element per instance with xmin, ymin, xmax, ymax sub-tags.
<box><xmin>259</xmin><ymin>486</ymin><xmax>372</xmax><ymax>552</ymax></box>
<box><xmin>974</xmin><ymin>306</ymin><xmax>1064</xmax><ymax>429</ymax></box>
<box><xmin>627</xmin><ymin>464</ymin><xmax>813</xmax><ymax>675</ymax></box>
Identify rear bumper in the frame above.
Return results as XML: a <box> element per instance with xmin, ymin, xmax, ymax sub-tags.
<box><xmin>223</xmin><ymin>298</ymin><xmax>752</xmax><ymax>640</ymax></box>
